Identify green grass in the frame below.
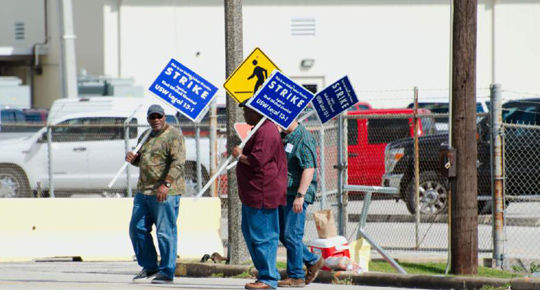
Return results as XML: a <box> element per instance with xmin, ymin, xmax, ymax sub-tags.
<box><xmin>273</xmin><ymin>260</ymin><xmax>519</xmax><ymax>279</ymax></box>
<box><xmin>479</xmin><ymin>284</ymin><xmax>511</xmax><ymax>290</ymax></box>
<box><xmin>232</xmin><ymin>271</ymin><xmax>253</xmax><ymax>279</ymax></box>
<box><xmin>369</xmin><ymin>260</ymin><xmax>521</xmax><ymax>279</ymax></box>
<box><xmin>276</xmin><ymin>261</ymin><xmax>287</xmax><ymax>270</ymax></box>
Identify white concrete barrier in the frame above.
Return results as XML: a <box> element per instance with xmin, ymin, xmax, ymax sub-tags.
<box><xmin>0</xmin><ymin>197</ymin><xmax>223</xmax><ymax>262</ymax></box>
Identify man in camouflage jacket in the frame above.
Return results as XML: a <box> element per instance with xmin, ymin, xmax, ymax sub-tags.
<box><xmin>125</xmin><ymin>104</ymin><xmax>185</xmax><ymax>284</ymax></box>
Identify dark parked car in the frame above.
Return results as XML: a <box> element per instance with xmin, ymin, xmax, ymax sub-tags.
<box><xmin>406</xmin><ymin>100</ymin><xmax>489</xmax><ymax>131</ymax></box>
<box><xmin>23</xmin><ymin>108</ymin><xmax>49</xmax><ymax>132</ymax></box>
<box><xmin>382</xmin><ymin>98</ymin><xmax>540</xmax><ymax>215</ymax></box>
<box><xmin>0</xmin><ymin>108</ymin><xmax>26</xmax><ymax>132</ymax></box>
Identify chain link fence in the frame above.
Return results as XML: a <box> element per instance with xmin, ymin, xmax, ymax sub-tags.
<box><xmin>344</xmin><ymin>112</ymin><xmax>453</xmax><ymax>255</ymax></box>
<box><xmin>1</xmin><ymin>88</ymin><xmax>539</xmax><ymax>271</ymax></box>
<box><xmin>501</xmin><ymin>122</ymin><xmax>540</xmax><ymax>264</ymax></box>
<box><xmin>332</xmin><ymin>89</ymin><xmax>540</xmax><ymax>270</ymax></box>
<box><xmin>0</xmin><ymin>119</ymin><xmax>211</xmax><ymax>198</ymax></box>
<box><xmin>303</xmin><ymin>120</ymin><xmax>340</xmax><ymax>242</ymax></box>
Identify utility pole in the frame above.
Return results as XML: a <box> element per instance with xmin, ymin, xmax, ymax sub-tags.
<box><xmin>451</xmin><ymin>0</ymin><xmax>478</xmax><ymax>274</ymax></box>
<box><xmin>224</xmin><ymin>0</ymin><xmax>248</xmax><ymax>264</ymax></box>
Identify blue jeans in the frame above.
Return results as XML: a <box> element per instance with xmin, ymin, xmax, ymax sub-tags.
<box><xmin>241</xmin><ymin>205</ymin><xmax>280</xmax><ymax>289</ymax></box>
<box><xmin>279</xmin><ymin>196</ymin><xmax>320</xmax><ymax>279</ymax></box>
<box><xmin>129</xmin><ymin>193</ymin><xmax>180</xmax><ymax>279</ymax></box>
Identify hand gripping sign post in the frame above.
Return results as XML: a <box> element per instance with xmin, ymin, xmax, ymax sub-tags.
<box><xmin>108</xmin><ymin>59</ymin><xmax>218</xmax><ymax>188</ymax></box>
<box><xmin>195</xmin><ymin>70</ymin><xmax>315</xmax><ymax>198</ymax></box>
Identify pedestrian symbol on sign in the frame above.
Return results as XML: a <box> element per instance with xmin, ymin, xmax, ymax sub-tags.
<box><xmin>247</xmin><ymin>60</ymin><xmax>268</xmax><ymax>93</ymax></box>
<box><xmin>223</xmin><ymin>47</ymin><xmax>280</xmax><ymax>103</ymax></box>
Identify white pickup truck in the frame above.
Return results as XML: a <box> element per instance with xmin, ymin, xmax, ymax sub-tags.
<box><xmin>0</xmin><ymin>97</ymin><xmax>223</xmax><ymax>198</ymax></box>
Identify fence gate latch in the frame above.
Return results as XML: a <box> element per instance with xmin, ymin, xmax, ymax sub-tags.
<box><xmin>333</xmin><ymin>163</ymin><xmax>347</xmax><ymax>171</ymax></box>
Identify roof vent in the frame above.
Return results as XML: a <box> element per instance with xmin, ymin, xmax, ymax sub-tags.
<box><xmin>291</xmin><ymin>18</ymin><xmax>316</xmax><ymax>36</ymax></box>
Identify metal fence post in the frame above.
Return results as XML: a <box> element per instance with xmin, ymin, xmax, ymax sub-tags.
<box><xmin>337</xmin><ymin>114</ymin><xmax>347</xmax><ymax>236</ymax></box>
<box><xmin>209</xmin><ymin>100</ymin><xmax>218</xmax><ymax>197</ymax></box>
<box><xmin>47</xmin><ymin>126</ymin><xmax>55</xmax><ymax>197</ymax></box>
<box><xmin>124</xmin><ymin>125</ymin><xmax>132</xmax><ymax>197</ymax></box>
<box><xmin>413</xmin><ymin>87</ymin><xmax>420</xmax><ymax>248</ymax></box>
<box><xmin>195</xmin><ymin>122</ymin><xmax>202</xmax><ymax>193</ymax></box>
<box><xmin>490</xmin><ymin>83</ymin><xmax>504</xmax><ymax>267</ymax></box>
<box><xmin>319</xmin><ymin>124</ymin><xmax>327</xmax><ymax>210</ymax></box>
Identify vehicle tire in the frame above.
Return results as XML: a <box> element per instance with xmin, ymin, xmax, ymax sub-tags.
<box><xmin>406</xmin><ymin>171</ymin><xmax>448</xmax><ymax>215</ymax></box>
<box><xmin>0</xmin><ymin>166</ymin><xmax>32</xmax><ymax>198</ymax></box>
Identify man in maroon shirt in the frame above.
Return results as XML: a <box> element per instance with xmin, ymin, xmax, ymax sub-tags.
<box><xmin>232</xmin><ymin>105</ymin><xmax>287</xmax><ymax>289</ymax></box>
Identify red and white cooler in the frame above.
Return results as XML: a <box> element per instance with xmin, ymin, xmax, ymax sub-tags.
<box><xmin>307</xmin><ymin>236</ymin><xmax>350</xmax><ymax>271</ymax></box>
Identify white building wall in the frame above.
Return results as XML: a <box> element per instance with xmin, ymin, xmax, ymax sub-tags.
<box><xmin>243</xmin><ymin>1</ymin><xmax>454</xmax><ymax>107</ymax></box>
<box><xmin>477</xmin><ymin>0</ymin><xmax>495</xmax><ymax>97</ymax></box>
<box><xmin>72</xmin><ymin>0</ymin><xmax>106</xmax><ymax>77</ymax></box>
<box><xmin>116</xmin><ymin>0</ymin><xmax>458</xmax><ymax>107</ymax></box>
<box><xmin>495</xmin><ymin>1</ymin><xmax>540</xmax><ymax>99</ymax></box>
<box><xmin>118</xmin><ymin>0</ymin><xmax>226</xmax><ymax>102</ymax></box>
<box><xmin>0</xmin><ymin>0</ymin><xmax>46</xmax><ymax>56</ymax></box>
<box><xmin>51</xmin><ymin>0</ymin><xmax>540</xmax><ymax>108</ymax></box>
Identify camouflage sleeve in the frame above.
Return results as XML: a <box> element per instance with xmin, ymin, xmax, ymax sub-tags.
<box><xmin>164</xmin><ymin>130</ymin><xmax>185</xmax><ymax>183</ymax></box>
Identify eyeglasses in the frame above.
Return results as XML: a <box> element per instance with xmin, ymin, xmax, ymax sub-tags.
<box><xmin>148</xmin><ymin>114</ymin><xmax>164</xmax><ymax>120</ymax></box>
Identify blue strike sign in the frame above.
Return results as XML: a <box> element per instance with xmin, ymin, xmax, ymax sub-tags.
<box><xmin>149</xmin><ymin>58</ymin><xmax>218</xmax><ymax>122</ymax></box>
<box><xmin>312</xmin><ymin>76</ymin><xmax>359</xmax><ymax>124</ymax></box>
<box><xmin>247</xmin><ymin>70</ymin><xmax>315</xmax><ymax>129</ymax></box>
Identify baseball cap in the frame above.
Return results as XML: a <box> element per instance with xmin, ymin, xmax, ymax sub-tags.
<box><xmin>147</xmin><ymin>104</ymin><xmax>165</xmax><ymax>117</ymax></box>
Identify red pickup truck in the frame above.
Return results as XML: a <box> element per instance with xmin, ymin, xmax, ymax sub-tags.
<box><xmin>347</xmin><ymin>108</ymin><xmax>436</xmax><ymax>187</ymax></box>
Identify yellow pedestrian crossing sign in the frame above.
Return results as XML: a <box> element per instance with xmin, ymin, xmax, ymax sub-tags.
<box><xmin>223</xmin><ymin>47</ymin><xmax>280</xmax><ymax>103</ymax></box>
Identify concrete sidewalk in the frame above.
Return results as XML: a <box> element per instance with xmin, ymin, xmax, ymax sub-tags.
<box><xmin>0</xmin><ymin>260</ymin><xmax>538</xmax><ymax>289</ymax></box>
<box><xmin>0</xmin><ymin>261</ymin><xmax>419</xmax><ymax>290</ymax></box>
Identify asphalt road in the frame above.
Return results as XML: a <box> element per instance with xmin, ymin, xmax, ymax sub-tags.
<box><xmin>0</xmin><ymin>261</ymin><xmax>428</xmax><ymax>290</ymax></box>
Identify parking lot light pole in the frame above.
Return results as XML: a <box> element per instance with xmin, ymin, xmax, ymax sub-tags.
<box><xmin>58</xmin><ymin>0</ymin><xmax>78</xmax><ymax>99</ymax></box>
